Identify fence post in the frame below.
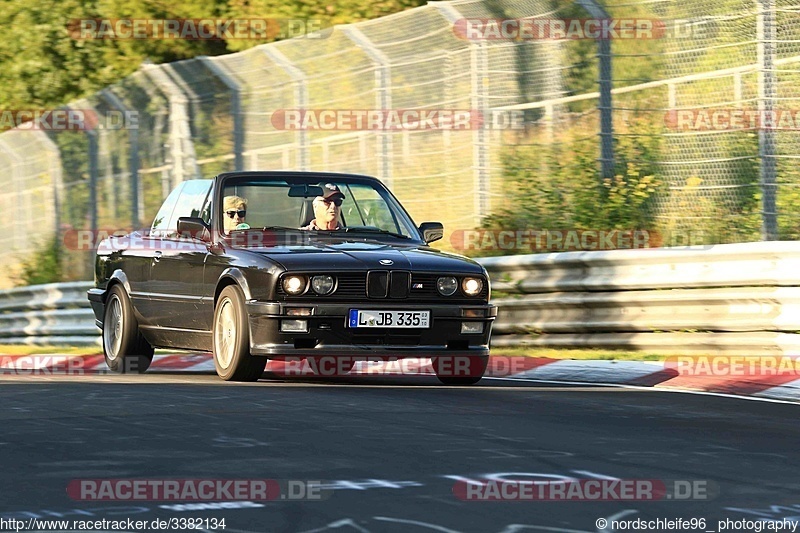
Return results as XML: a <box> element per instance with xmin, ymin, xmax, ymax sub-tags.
<box><xmin>758</xmin><ymin>0</ymin><xmax>778</xmax><ymax>240</ymax></box>
<box><xmin>87</xmin><ymin>129</ymin><xmax>99</xmax><ymax>239</ymax></box>
<box><xmin>200</xmin><ymin>57</ymin><xmax>244</xmax><ymax>172</ymax></box>
<box><xmin>142</xmin><ymin>63</ymin><xmax>200</xmax><ymax>187</ymax></box>
<box><xmin>262</xmin><ymin>47</ymin><xmax>309</xmax><ymax>170</ymax></box>
<box><xmin>0</xmin><ymin>138</ymin><xmax>25</xmax><ymax>251</ymax></box>
<box><xmin>100</xmin><ymin>89</ymin><xmax>142</xmax><ymax>228</ymax></box>
<box><xmin>471</xmin><ymin>41</ymin><xmax>490</xmax><ymax>222</ymax></box>
<box><xmin>577</xmin><ymin>0</ymin><xmax>614</xmax><ymax>179</ymax></box>
<box><xmin>34</xmin><ymin>132</ymin><xmax>64</xmax><ymax>243</ymax></box>
<box><xmin>340</xmin><ymin>25</ymin><xmax>393</xmax><ymax>188</ymax></box>
<box><xmin>434</xmin><ymin>2</ymin><xmax>489</xmax><ymax>223</ymax></box>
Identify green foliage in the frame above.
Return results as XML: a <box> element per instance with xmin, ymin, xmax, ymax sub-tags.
<box><xmin>13</xmin><ymin>237</ymin><xmax>63</xmax><ymax>287</ymax></box>
<box><xmin>478</xmin><ymin>117</ymin><xmax>665</xmax><ymax>257</ymax></box>
<box><xmin>0</xmin><ymin>0</ymin><xmax>428</xmax><ymax>110</ymax></box>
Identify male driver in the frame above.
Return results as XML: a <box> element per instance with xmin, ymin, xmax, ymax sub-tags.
<box><xmin>223</xmin><ymin>195</ymin><xmax>249</xmax><ymax>233</ymax></box>
<box><xmin>300</xmin><ymin>183</ymin><xmax>345</xmax><ymax>230</ymax></box>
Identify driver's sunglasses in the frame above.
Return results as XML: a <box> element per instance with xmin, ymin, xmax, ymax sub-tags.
<box><xmin>322</xmin><ymin>199</ymin><xmax>343</xmax><ymax>207</ymax></box>
<box><xmin>226</xmin><ymin>210</ymin><xmax>246</xmax><ymax>218</ymax></box>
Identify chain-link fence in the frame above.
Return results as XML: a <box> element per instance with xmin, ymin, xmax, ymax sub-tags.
<box><xmin>0</xmin><ymin>0</ymin><xmax>798</xmax><ymax>287</ymax></box>
<box><xmin>491</xmin><ymin>0</ymin><xmax>800</xmax><ymax>249</ymax></box>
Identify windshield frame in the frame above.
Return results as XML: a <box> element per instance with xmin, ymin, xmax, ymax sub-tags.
<box><xmin>214</xmin><ymin>172</ymin><xmax>427</xmax><ymax>245</ymax></box>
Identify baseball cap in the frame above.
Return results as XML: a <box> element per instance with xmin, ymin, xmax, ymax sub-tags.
<box><xmin>320</xmin><ymin>183</ymin><xmax>345</xmax><ymax>201</ymax></box>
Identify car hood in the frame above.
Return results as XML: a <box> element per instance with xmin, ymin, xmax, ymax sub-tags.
<box><xmin>244</xmin><ymin>241</ymin><xmax>485</xmax><ymax>274</ymax></box>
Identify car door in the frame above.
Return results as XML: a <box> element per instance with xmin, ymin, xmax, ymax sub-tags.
<box><xmin>147</xmin><ymin>180</ymin><xmax>213</xmax><ymax>333</ymax></box>
<box><xmin>130</xmin><ymin>182</ymin><xmax>184</xmax><ymax>326</ymax></box>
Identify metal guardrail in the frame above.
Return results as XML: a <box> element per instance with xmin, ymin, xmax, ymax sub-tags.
<box><xmin>0</xmin><ymin>282</ymin><xmax>99</xmax><ymax>346</ymax></box>
<box><xmin>1</xmin><ymin>242</ymin><xmax>799</xmax><ymax>352</ymax></box>
<box><xmin>482</xmin><ymin>241</ymin><xmax>800</xmax><ymax>355</ymax></box>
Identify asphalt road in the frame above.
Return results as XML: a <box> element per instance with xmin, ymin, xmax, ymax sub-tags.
<box><xmin>1</xmin><ymin>372</ymin><xmax>799</xmax><ymax>533</ymax></box>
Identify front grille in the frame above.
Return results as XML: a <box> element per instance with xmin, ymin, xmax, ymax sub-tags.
<box><xmin>277</xmin><ymin>272</ymin><xmax>488</xmax><ymax>302</ymax></box>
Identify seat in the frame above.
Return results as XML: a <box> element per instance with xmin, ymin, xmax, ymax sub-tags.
<box><xmin>299</xmin><ymin>199</ymin><xmax>315</xmax><ymax>227</ymax></box>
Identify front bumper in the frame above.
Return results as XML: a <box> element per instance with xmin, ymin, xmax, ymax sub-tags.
<box><xmin>87</xmin><ymin>288</ymin><xmax>105</xmax><ymax>328</ymax></box>
<box><xmin>246</xmin><ymin>301</ymin><xmax>496</xmax><ymax>357</ymax></box>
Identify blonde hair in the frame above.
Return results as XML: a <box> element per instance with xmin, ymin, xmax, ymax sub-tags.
<box><xmin>223</xmin><ymin>195</ymin><xmax>247</xmax><ymax>211</ymax></box>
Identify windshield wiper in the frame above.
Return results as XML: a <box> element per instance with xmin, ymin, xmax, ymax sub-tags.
<box><xmin>343</xmin><ymin>226</ymin><xmax>411</xmax><ymax>239</ymax></box>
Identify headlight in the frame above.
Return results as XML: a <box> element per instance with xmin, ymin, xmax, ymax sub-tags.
<box><xmin>437</xmin><ymin>276</ymin><xmax>458</xmax><ymax>296</ymax></box>
<box><xmin>462</xmin><ymin>277</ymin><xmax>483</xmax><ymax>296</ymax></box>
<box><xmin>311</xmin><ymin>275</ymin><xmax>335</xmax><ymax>295</ymax></box>
<box><xmin>282</xmin><ymin>275</ymin><xmax>307</xmax><ymax>295</ymax></box>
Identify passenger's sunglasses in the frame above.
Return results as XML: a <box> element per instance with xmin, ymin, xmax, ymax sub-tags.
<box><xmin>226</xmin><ymin>210</ymin><xmax>246</xmax><ymax>218</ymax></box>
<box><xmin>321</xmin><ymin>199</ymin><xmax>343</xmax><ymax>207</ymax></box>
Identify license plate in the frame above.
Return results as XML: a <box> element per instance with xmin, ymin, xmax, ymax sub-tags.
<box><xmin>349</xmin><ymin>310</ymin><xmax>430</xmax><ymax>328</ymax></box>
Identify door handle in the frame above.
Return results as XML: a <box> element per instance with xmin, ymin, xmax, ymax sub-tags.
<box><xmin>153</xmin><ymin>251</ymin><xmax>162</xmax><ymax>263</ymax></box>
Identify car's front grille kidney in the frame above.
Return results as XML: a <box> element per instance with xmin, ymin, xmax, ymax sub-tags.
<box><xmin>367</xmin><ymin>271</ymin><xmax>389</xmax><ymax>298</ymax></box>
<box><xmin>389</xmin><ymin>271</ymin><xmax>410</xmax><ymax>298</ymax></box>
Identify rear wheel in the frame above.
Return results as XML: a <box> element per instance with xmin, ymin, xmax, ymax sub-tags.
<box><xmin>433</xmin><ymin>355</ymin><xmax>488</xmax><ymax>385</ymax></box>
<box><xmin>213</xmin><ymin>285</ymin><xmax>267</xmax><ymax>382</ymax></box>
<box><xmin>103</xmin><ymin>285</ymin><xmax>154</xmax><ymax>373</ymax></box>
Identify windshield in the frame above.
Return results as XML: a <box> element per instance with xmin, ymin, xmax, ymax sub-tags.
<box><xmin>219</xmin><ymin>177</ymin><xmax>422</xmax><ymax>241</ymax></box>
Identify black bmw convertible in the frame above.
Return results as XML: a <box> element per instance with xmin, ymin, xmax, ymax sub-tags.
<box><xmin>88</xmin><ymin>171</ymin><xmax>496</xmax><ymax>384</ymax></box>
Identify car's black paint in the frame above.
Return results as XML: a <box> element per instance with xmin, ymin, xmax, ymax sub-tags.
<box><xmin>89</xmin><ymin>172</ymin><xmax>496</xmax><ymax>381</ymax></box>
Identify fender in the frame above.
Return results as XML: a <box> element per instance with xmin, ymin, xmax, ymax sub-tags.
<box><xmin>107</xmin><ymin>269</ymin><xmax>132</xmax><ymax>296</ymax></box>
<box><xmin>217</xmin><ymin>267</ymin><xmax>253</xmax><ymax>301</ymax></box>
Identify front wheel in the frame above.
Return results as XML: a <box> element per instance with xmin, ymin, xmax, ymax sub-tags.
<box><xmin>213</xmin><ymin>285</ymin><xmax>267</xmax><ymax>382</ymax></box>
<box><xmin>433</xmin><ymin>355</ymin><xmax>488</xmax><ymax>385</ymax></box>
<box><xmin>103</xmin><ymin>285</ymin><xmax>154</xmax><ymax>373</ymax></box>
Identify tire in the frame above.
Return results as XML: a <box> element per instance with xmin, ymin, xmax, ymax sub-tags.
<box><xmin>212</xmin><ymin>285</ymin><xmax>267</xmax><ymax>382</ymax></box>
<box><xmin>103</xmin><ymin>284</ymin><xmax>154</xmax><ymax>374</ymax></box>
<box><xmin>433</xmin><ymin>355</ymin><xmax>488</xmax><ymax>386</ymax></box>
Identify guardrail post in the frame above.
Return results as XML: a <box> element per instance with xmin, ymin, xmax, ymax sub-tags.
<box><xmin>199</xmin><ymin>57</ymin><xmax>244</xmax><ymax>172</ymax></box>
<box><xmin>143</xmin><ymin>63</ymin><xmax>200</xmax><ymax>187</ymax></box>
<box><xmin>262</xmin><ymin>47</ymin><xmax>310</xmax><ymax>171</ymax></box>
<box><xmin>340</xmin><ymin>25</ymin><xmax>394</xmax><ymax>188</ymax></box>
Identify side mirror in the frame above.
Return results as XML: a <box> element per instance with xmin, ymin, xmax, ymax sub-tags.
<box><xmin>418</xmin><ymin>222</ymin><xmax>444</xmax><ymax>243</ymax></box>
<box><xmin>177</xmin><ymin>217</ymin><xmax>211</xmax><ymax>242</ymax></box>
